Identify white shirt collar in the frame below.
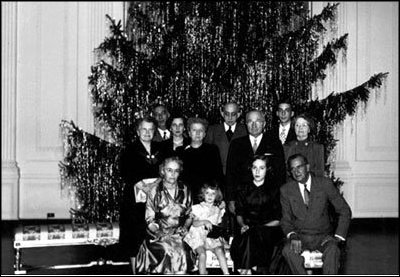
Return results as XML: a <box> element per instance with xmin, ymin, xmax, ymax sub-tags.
<box><xmin>158</xmin><ymin>128</ymin><xmax>170</xmax><ymax>139</ymax></box>
<box><xmin>279</xmin><ymin>123</ymin><xmax>290</xmax><ymax>135</ymax></box>
<box><xmin>224</xmin><ymin>122</ymin><xmax>236</xmax><ymax>132</ymax></box>
<box><xmin>297</xmin><ymin>174</ymin><xmax>312</xmax><ymax>199</ymax></box>
<box><xmin>249</xmin><ymin>134</ymin><xmax>263</xmax><ymax>145</ymax></box>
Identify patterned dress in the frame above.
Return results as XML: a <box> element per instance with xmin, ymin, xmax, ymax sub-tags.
<box><xmin>136</xmin><ymin>181</ymin><xmax>194</xmax><ymax>274</ymax></box>
<box><xmin>184</xmin><ymin>202</ymin><xmax>226</xmax><ymax>250</ymax></box>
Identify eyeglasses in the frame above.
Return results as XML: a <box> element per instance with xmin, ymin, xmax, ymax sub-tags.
<box><xmin>289</xmin><ymin>163</ymin><xmax>306</xmax><ymax>173</ymax></box>
<box><xmin>223</xmin><ymin>112</ymin><xmax>238</xmax><ymax>117</ymax></box>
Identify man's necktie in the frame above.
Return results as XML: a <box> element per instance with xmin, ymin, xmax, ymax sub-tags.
<box><xmin>163</xmin><ymin>131</ymin><xmax>167</xmax><ymax>140</ymax></box>
<box><xmin>280</xmin><ymin>128</ymin><xmax>286</xmax><ymax>144</ymax></box>
<box><xmin>252</xmin><ymin>138</ymin><xmax>258</xmax><ymax>153</ymax></box>
<box><xmin>303</xmin><ymin>184</ymin><xmax>310</xmax><ymax>207</ymax></box>
<box><xmin>226</xmin><ymin>126</ymin><xmax>233</xmax><ymax>141</ymax></box>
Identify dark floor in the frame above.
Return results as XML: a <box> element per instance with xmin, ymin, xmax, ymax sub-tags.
<box><xmin>1</xmin><ymin>218</ymin><xmax>398</xmax><ymax>275</ymax></box>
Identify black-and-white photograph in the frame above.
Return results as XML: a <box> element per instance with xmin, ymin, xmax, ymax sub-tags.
<box><xmin>2</xmin><ymin>1</ymin><xmax>398</xmax><ymax>275</ymax></box>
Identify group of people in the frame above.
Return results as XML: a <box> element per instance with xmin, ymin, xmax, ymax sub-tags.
<box><xmin>118</xmin><ymin>102</ymin><xmax>352</xmax><ymax>275</ymax></box>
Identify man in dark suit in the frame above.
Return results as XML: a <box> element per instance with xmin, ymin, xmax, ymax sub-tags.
<box><xmin>205</xmin><ymin>102</ymin><xmax>247</xmax><ymax>175</ymax></box>
<box><xmin>205</xmin><ymin>102</ymin><xmax>248</xmax><ymax>236</ymax></box>
<box><xmin>271</xmin><ymin>101</ymin><xmax>296</xmax><ymax>145</ymax></box>
<box><xmin>151</xmin><ymin>104</ymin><xmax>171</xmax><ymax>142</ymax></box>
<box><xmin>280</xmin><ymin>153</ymin><xmax>352</xmax><ymax>275</ymax></box>
<box><xmin>226</xmin><ymin>110</ymin><xmax>286</xmax><ymax>214</ymax></box>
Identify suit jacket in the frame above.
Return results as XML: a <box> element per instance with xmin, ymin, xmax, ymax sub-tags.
<box><xmin>284</xmin><ymin>140</ymin><xmax>325</xmax><ymax>177</ymax></box>
<box><xmin>225</xmin><ymin>132</ymin><xmax>286</xmax><ymax>201</ymax></box>
<box><xmin>280</xmin><ymin>176</ymin><xmax>351</xmax><ymax>239</ymax></box>
<box><xmin>153</xmin><ymin>129</ymin><xmax>169</xmax><ymax>142</ymax></box>
<box><xmin>205</xmin><ymin>122</ymin><xmax>247</xmax><ymax>174</ymax></box>
<box><xmin>270</xmin><ymin>122</ymin><xmax>297</xmax><ymax>145</ymax></box>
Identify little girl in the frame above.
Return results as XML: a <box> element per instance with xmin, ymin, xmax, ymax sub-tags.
<box><xmin>184</xmin><ymin>182</ymin><xmax>230</xmax><ymax>275</ymax></box>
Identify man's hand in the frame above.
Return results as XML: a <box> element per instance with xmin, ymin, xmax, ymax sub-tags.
<box><xmin>228</xmin><ymin>201</ymin><xmax>236</xmax><ymax>214</ymax></box>
<box><xmin>321</xmin><ymin>235</ymin><xmax>342</xmax><ymax>247</ymax></box>
<box><xmin>289</xmin><ymin>233</ymin><xmax>302</xmax><ymax>254</ymax></box>
<box><xmin>240</xmin><ymin>225</ymin><xmax>249</xmax><ymax>234</ymax></box>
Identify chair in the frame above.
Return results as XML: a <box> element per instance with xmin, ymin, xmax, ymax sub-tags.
<box><xmin>205</xmin><ymin>237</ymin><xmax>234</xmax><ymax>270</ymax></box>
<box><xmin>302</xmin><ymin>250</ymin><xmax>323</xmax><ymax>274</ymax></box>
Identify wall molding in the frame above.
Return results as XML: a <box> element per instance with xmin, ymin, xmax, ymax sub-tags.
<box><xmin>2</xmin><ymin>2</ymin><xmax>19</xmax><ymax>219</ymax></box>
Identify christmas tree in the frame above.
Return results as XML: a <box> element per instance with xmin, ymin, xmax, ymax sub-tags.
<box><xmin>60</xmin><ymin>2</ymin><xmax>388</xmax><ymax>222</ymax></box>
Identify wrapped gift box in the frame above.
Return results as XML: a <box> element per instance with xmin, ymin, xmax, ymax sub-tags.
<box><xmin>13</xmin><ymin>222</ymin><xmax>127</xmax><ymax>274</ymax></box>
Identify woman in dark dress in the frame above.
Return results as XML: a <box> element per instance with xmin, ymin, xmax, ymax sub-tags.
<box><xmin>160</xmin><ymin>115</ymin><xmax>190</xmax><ymax>159</ymax></box>
<box><xmin>118</xmin><ymin>117</ymin><xmax>164</xmax><ymax>274</ymax></box>
<box><xmin>181</xmin><ymin>117</ymin><xmax>224</xmax><ymax>203</ymax></box>
<box><xmin>230</xmin><ymin>154</ymin><xmax>283</xmax><ymax>274</ymax></box>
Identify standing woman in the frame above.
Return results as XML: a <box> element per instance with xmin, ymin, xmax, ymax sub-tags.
<box><xmin>181</xmin><ymin>117</ymin><xmax>224</xmax><ymax>203</ymax></box>
<box><xmin>119</xmin><ymin>116</ymin><xmax>164</xmax><ymax>274</ymax></box>
<box><xmin>230</xmin><ymin>155</ymin><xmax>283</xmax><ymax>274</ymax></box>
<box><xmin>284</xmin><ymin>114</ymin><xmax>325</xmax><ymax>177</ymax></box>
<box><xmin>160</xmin><ymin>114</ymin><xmax>190</xmax><ymax>159</ymax></box>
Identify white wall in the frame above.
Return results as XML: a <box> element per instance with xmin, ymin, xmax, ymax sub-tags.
<box><xmin>2</xmin><ymin>2</ymin><xmax>125</xmax><ymax>219</ymax></box>
<box><xmin>312</xmin><ymin>2</ymin><xmax>398</xmax><ymax>218</ymax></box>
<box><xmin>2</xmin><ymin>2</ymin><xmax>398</xmax><ymax>219</ymax></box>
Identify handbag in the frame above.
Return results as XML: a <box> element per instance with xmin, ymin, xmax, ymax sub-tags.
<box><xmin>206</xmin><ymin>225</ymin><xmax>226</xmax><ymax>239</ymax></box>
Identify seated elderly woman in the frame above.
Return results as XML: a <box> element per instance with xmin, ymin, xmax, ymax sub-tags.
<box><xmin>136</xmin><ymin>156</ymin><xmax>194</xmax><ymax>274</ymax></box>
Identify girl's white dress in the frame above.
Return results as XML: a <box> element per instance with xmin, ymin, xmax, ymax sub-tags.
<box><xmin>184</xmin><ymin>202</ymin><xmax>225</xmax><ymax>250</ymax></box>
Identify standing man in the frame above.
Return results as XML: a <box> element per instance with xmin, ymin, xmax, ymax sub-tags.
<box><xmin>205</xmin><ymin>102</ymin><xmax>248</xmax><ymax>236</ymax></box>
<box><xmin>226</xmin><ymin>110</ymin><xmax>286</xmax><ymax>214</ymax></box>
<box><xmin>152</xmin><ymin>104</ymin><xmax>171</xmax><ymax>142</ymax></box>
<box><xmin>280</xmin><ymin>153</ymin><xmax>351</xmax><ymax>275</ymax></box>
<box><xmin>272</xmin><ymin>101</ymin><xmax>296</xmax><ymax>145</ymax></box>
<box><xmin>205</xmin><ymin>102</ymin><xmax>247</xmax><ymax>175</ymax></box>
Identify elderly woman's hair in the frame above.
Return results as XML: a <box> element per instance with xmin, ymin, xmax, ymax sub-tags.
<box><xmin>159</xmin><ymin>156</ymin><xmax>183</xmax><ymax>176</ymax></box>
<box><xmin>135</xmin><ymin>116</ymin><xmax>158</xmax><ymax>130</ymax></box>
<box><xmin>294</xmin><ymin>113</ymin><xmax>316</xmax><ymax>137</ymax></box>
<box><xmin>187</xmin><ymin>117</ymin><xmax>209</xmax><ymax>131</ymax></box>
<box><xmin>197</xmin><ymin>180</ymin><xmax>223</xmax><ymax>206</ymax></box>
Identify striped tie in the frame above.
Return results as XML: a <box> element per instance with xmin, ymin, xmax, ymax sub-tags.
<box><xmin>252</xmin><ymin>138</ymin><xmax>258</xmax><ymax>153</ymax></box>
<box><xmin>303</xmin><ymin>184</ymin><xmax>310</xmax><ymax>207</ymax></box>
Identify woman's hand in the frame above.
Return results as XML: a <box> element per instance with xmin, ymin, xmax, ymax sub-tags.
<box><xmin>240</xmin><ymin>225</ymin><xmax>249</xmax><ymax>234</ymax></box>
<box><xmin>148</xmin><ymin>222</ymin><xmax>159</xmax><ymax>233</ymax></box>
<box><xmin>176</xmin><ymin>226</ymin><xmax>188</xmax><ymax>236</ymax></box>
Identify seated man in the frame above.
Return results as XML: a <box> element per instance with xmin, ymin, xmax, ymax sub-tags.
<box><xmin>280</xmin><ymin>153</ymin><xmax>351</xmax><ymax>275</ymax></box>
